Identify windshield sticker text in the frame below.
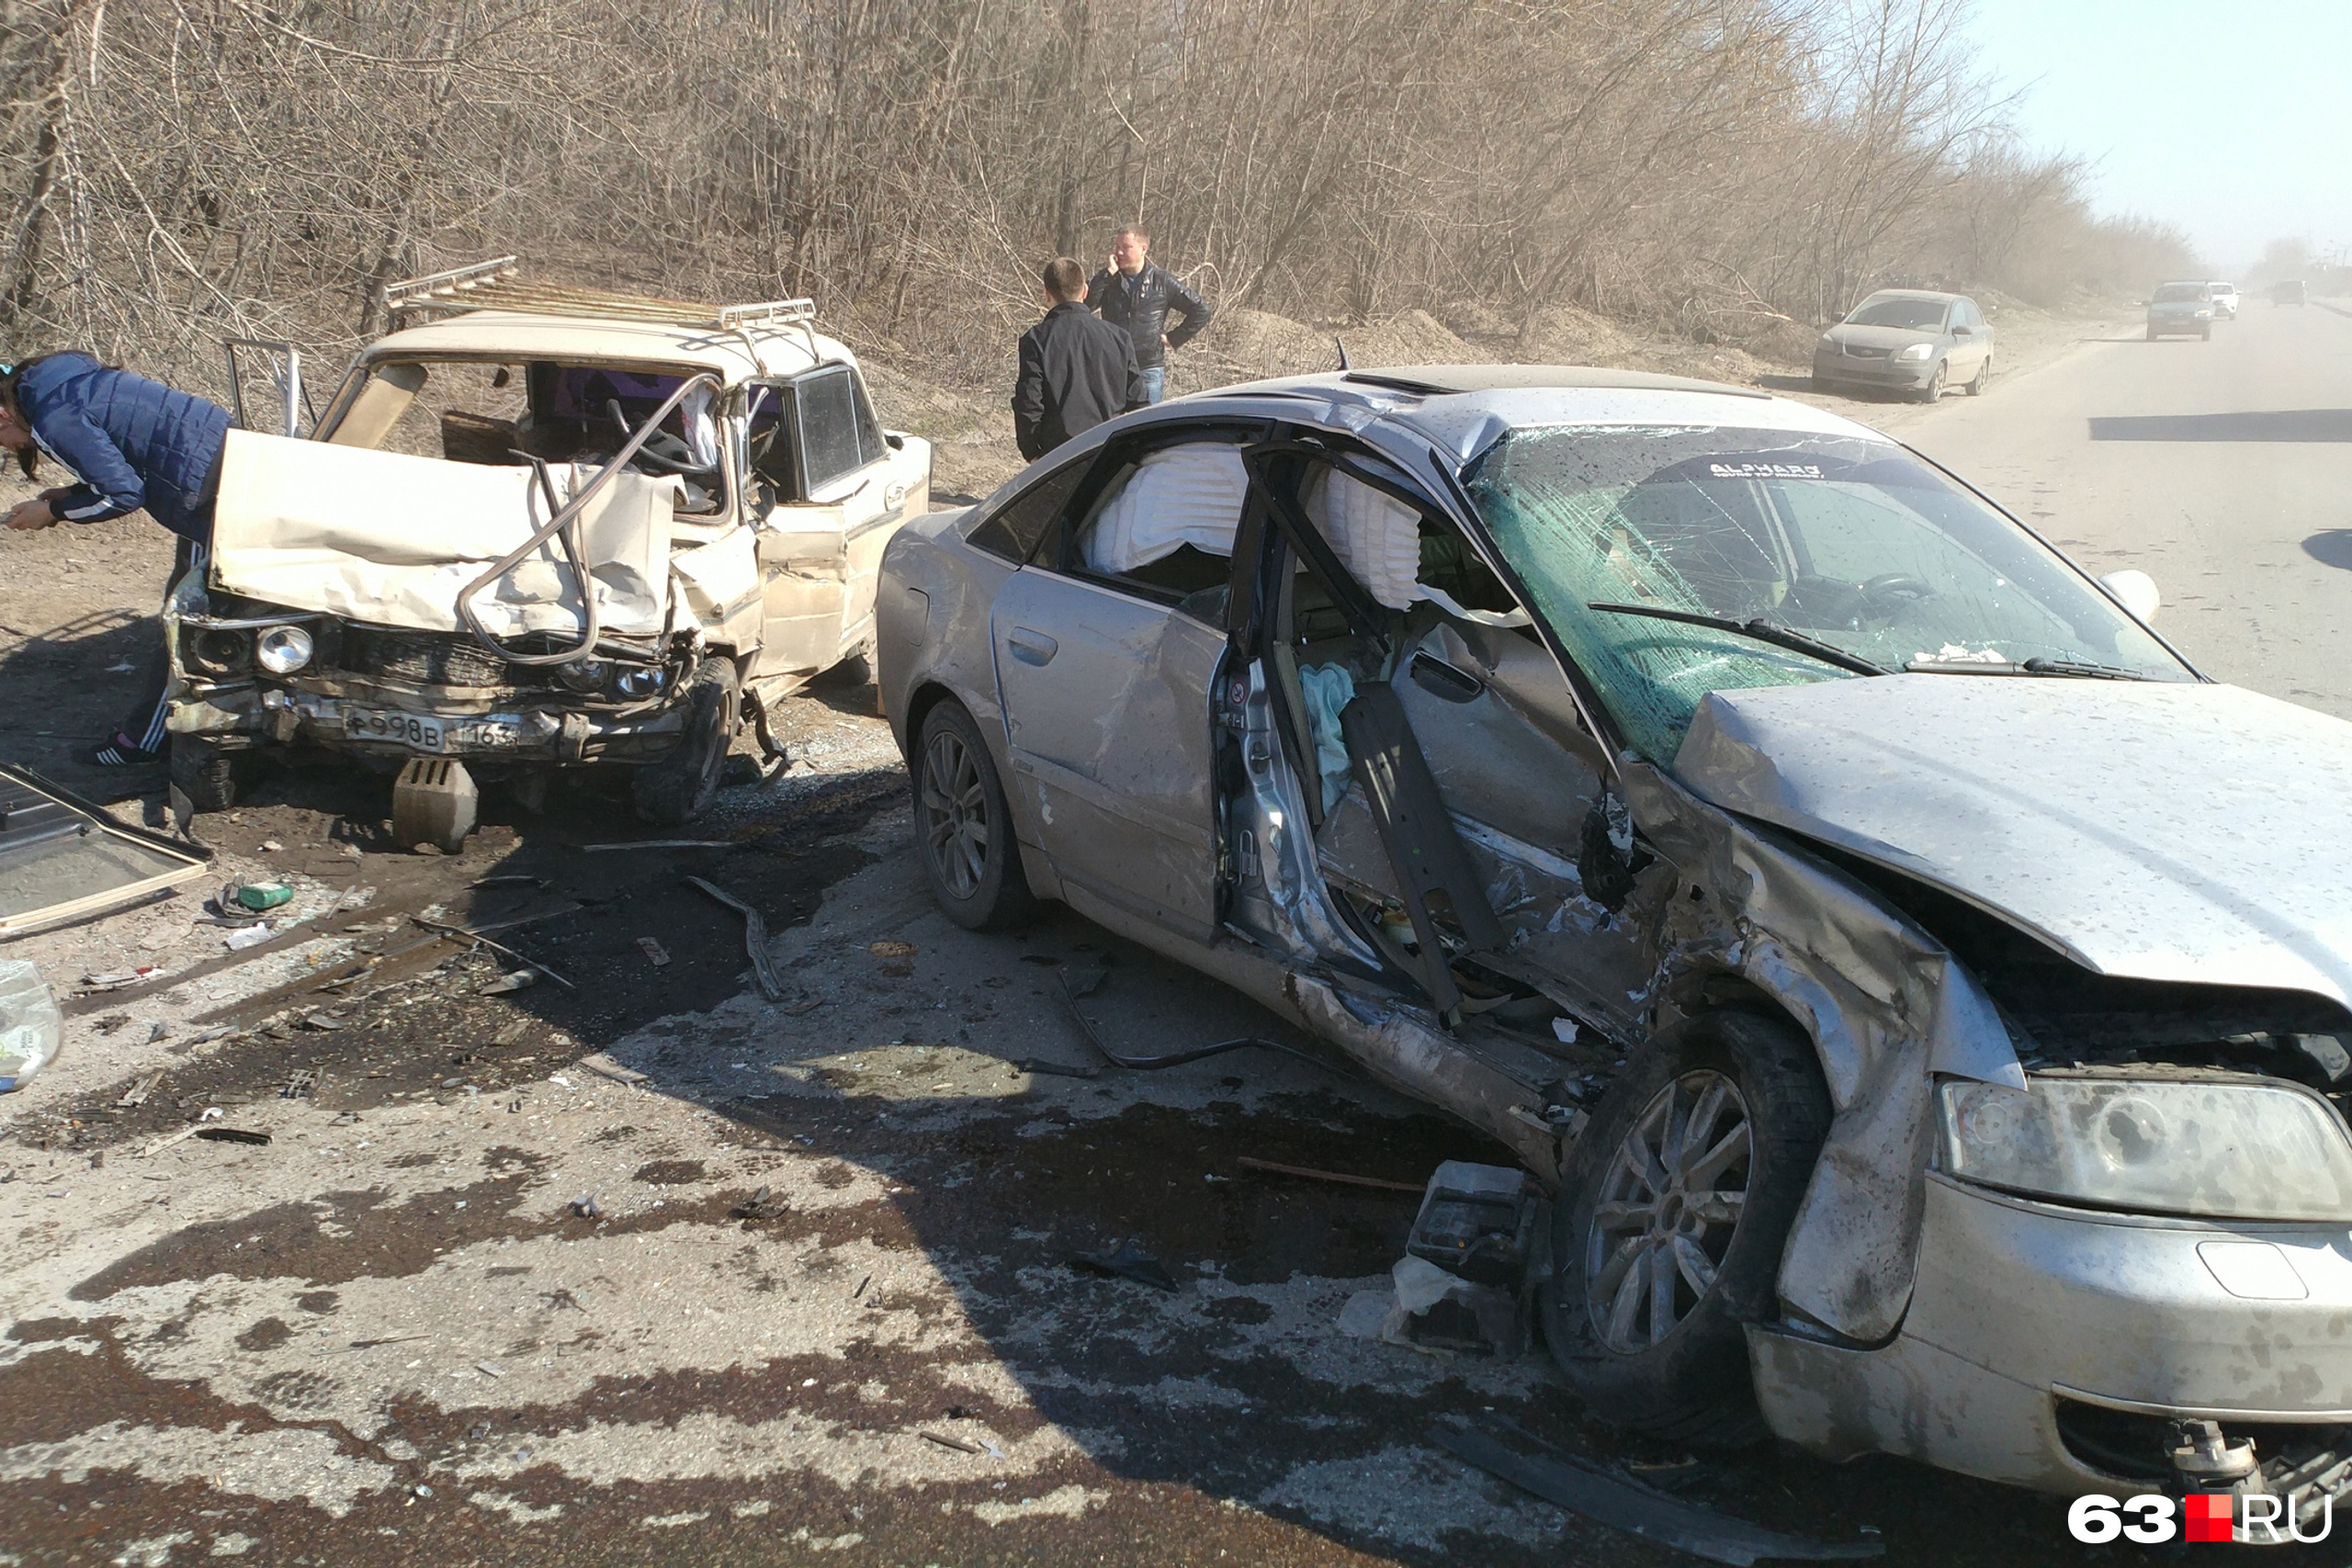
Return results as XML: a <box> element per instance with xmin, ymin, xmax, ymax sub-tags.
<box><xmin>1709</xmin><ymin>461</ymin><xmax>1822</xmax><ymax>479</ymax></box>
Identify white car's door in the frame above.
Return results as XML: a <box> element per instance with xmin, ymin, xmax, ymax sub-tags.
<box><xmin>745</xmin><ymin>365</ymin><xmax>921</xmax><ymax>678</ymax></box>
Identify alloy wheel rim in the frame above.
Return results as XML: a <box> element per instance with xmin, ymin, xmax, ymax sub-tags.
<box><xmin>1585</xmin><ymin>1068</ymin><xmax>1752</xmax><ymax>1352</ymax></box>
<box><xmin>921</xmin><ymin>729</ymin><xmax>989</xmax><ymax>898</ymax></box>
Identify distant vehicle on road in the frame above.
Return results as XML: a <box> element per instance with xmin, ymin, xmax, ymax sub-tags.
<box><xmin>2274</xmin><ymin>279</ymin><xmax>2310</xmax><ymax>306</ymax></box>
<box><xmin>2146</xmin><ymin>281</ymin><xmax>2214</xmax><ymax>340</ymax></box>
<box><xmin>2208</xmin><ymin>281</ymin><xmax>2239</xmax><ymax>319</ymax></box>
<box><xmin>1812</xmin><ymin>288</ymin><xmax>1994</xmax><ymax>402</ymax></box>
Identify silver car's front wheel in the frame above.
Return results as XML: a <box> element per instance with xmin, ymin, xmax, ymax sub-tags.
<box><xmin>913</xmin><ymin>699</ymin><xmax>1035</xmax><ymax>931</ymax></box>
<box><xmin>1587</xmin><ymin>1070</ymin><xmax>1752</xmax><ymax>1352</ymax></box>
<box><xmin>1543</xmin><ymin>1010</ymin><xmax>1831</xmax><ymax>1444</ymax></box>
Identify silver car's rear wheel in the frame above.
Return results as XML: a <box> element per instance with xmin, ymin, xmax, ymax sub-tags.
<box><xmin>922</xmin><ymin>726</ymin><xmax>988</xmax><ymax>897</ymax></box>
<box><xmin>914</xmin><ymin>699</ymin><xmax>1035</xmax><ymax>931</ymax></box>
<box><xmin>1587</xmin><ymin>1070</ymin><xmax>1752</xmax><ymax>1352</ymax></box>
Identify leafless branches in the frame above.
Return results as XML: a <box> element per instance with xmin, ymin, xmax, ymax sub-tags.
<box><xmin>0</xmin><ymin>0</ymin><xmax>2197</xmax><ymax>396</ymax></box>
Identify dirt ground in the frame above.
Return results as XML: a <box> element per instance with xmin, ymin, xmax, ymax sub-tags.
<box><xmin>0</xmin><ymin>331</ymin><xmax>2139</xmax><ymax>1567</ymax></box>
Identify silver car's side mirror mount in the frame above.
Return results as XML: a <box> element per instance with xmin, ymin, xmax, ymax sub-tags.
<box><xmin>2099</xmin><ymin>569</ymin><xmax>2161</xmax><ymax>624</ymax></box>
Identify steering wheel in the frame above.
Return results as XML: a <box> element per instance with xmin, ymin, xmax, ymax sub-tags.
<box><xmin>604</xmin><ymin>399</ymin><xmax>718</xmax><ymax>479</ymax></box>
<box><xmin>1859</xmin><ymin>572</ymin><xmax>1934</xmax><ymax>608</ymax></box>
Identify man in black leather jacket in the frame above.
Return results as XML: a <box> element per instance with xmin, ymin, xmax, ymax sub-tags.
<box><xmin>1012</xmin><ymin>257</ymin><xmax>1142</xmax><ymax>461</ymax></box>
<box><xmin>1086</xmin><ymin>225</ymin><xmax>1212</xmax><ymax>405</ymax></box>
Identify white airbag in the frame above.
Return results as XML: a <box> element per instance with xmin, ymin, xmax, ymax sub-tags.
<box><xmin>1083</xmin><ymin>445</ymin><xmax>1246</xmax><ymax>573</ymax></box>
<box><xmin>210</xmin><ymin>429</ymin><xmax>674</xmax><ymax>637</ymax></box>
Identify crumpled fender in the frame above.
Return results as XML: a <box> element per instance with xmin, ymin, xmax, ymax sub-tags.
<box><xmin>1623</xmin><ymin>760</ymin><xmax>2021</xmax><ymax>1344</ymax></box>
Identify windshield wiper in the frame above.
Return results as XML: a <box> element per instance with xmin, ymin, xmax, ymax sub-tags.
<box><xmin>1586</xmin><ymin>602</ymin><xmax>1888</xmax><ymax>677</ymax></box>
<box><xmin>1903</xmin><ymin>656</ymin><xmax>2154</xmax><ymax>681</ymax></box>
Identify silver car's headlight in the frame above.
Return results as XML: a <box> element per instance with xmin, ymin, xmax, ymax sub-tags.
<box><xmin>1939</xmin><ymin>1075</ymin><xmax>2352</xmax><ymax>1222</ymax></box>
<box><xmin>254</xmin><ymin>625</ymin><xmax>313</xmax><ymax>675</ymax></box>
<box><xmin>1895</xmin><ymin>342</ymin><xmax>1936</xmax><ymax>362</ymax></box>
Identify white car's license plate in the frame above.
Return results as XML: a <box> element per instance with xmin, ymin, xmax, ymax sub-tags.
<box><xmin>345</xmin><ymin>707</ymin><xmax>518</xmax><ymax>752</ymax></box>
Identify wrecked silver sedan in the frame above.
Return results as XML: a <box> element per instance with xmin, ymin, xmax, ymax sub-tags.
<box><xmin>876</xmin><ymin>365</ymin><xmax>2352</xmax><ymax>1515</ymax></box>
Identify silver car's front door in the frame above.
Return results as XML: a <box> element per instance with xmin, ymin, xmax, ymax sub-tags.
<box><xmin>990</xmin><ymin>570</ymin><xmax>1223</xmax><ymax>942</ymax></box>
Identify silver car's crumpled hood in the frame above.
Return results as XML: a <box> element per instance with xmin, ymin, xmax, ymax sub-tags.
<box><xmin>1672</xmin><ymin>675</ymin><xmax>2352</xmax><ymax>1006</ymax></box>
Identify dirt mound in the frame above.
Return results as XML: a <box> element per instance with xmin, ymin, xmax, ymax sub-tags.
<box><xmin>1513</xmin><ymin>302</ymin><xmax>1772</xmax><ymax>385</ymax></box>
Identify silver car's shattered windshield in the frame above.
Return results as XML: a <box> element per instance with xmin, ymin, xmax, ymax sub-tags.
<box><xmin>1464</xmin><ymin>424</ymin><xmax>2191</xmax><ymax>761</ymax></box>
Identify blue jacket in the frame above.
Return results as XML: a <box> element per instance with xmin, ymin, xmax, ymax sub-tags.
<box><xmin>16</xmin><ymin>353</ymin><xmax>232</xmax><ymax>544</ymax></box>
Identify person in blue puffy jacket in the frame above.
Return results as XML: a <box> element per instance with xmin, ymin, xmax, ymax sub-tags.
<box><xmin>0</xmin><ymin>353</ymin><xmax>232</xmax><ymax>765</ymax></box>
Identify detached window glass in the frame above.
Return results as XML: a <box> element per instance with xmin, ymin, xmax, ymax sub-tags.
<box><xmin>1466</xmin><ymin>425</ymin><xmax>2192</xmax><ymax>762</ymax></box>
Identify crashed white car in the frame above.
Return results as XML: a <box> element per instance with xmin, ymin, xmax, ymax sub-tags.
<box><xmin>879</xmin><ymin>365</ymin><xmax>2352</xmax><ymax>1521</ymax></box>
<box><xmin>168</xmin><ymin>260</ymin><xmax>929</xmax><ymax>840</ymax></box>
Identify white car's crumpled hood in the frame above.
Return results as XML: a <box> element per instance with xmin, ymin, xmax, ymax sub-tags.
<box><xmin>1672</xmin><ymin>674</ymin><xmax>2352</xmax><ymax>1007</ymax></box>
<box><xmin>211</xmin><ymin>430</ymin><xmax>674</xmax><ymax>637</ymax></box>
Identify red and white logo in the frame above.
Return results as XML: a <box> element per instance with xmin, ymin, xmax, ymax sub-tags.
<box><xmin>2068</xmin><ymin>1492</ymin><xmax>2334</xmax><ymax>1545</ymax></box>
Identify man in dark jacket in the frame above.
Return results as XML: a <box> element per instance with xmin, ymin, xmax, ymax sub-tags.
<box><xmin>1087</xmin><ymin>225</ymin><xmax>1212</xmax><ymax>405</ymax></box>
<box><xmin>0</xmin><ymin>352</ymin><xmax>233</xmax><ymax>765</ymax></box>
<box><xmin>1012</xmin><ymin>257</ymin><xmax>1142</xmax><ymax>462</ymax></box>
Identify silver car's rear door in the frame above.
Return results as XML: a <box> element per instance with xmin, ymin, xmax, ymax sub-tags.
<box><xmin>989</xmin><ymin>437</ymin><xmax>1245</xmax><ymax>943</ymax></box>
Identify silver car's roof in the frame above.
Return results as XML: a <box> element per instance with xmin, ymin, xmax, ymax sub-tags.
<box><xmin>1675</xmin><ymin>673</ymin><xmax>2352</xmax><ymax>1007</ymax></box>
<box><xmin>973</xmin><ymin>367</ymin><xmax>1898</xmax><ymax>511</ymax></box>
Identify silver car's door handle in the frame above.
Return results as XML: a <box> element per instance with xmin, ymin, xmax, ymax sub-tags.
<box><xmin>1005</xmin><ymin>627</ymin><xmax>1059</xmax><ymax>666</ymax></box>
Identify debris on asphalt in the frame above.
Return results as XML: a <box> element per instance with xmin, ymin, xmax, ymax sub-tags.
<box><xmin>477</xmin><ymin>969</ymin><xmax>537</xmax><ymax>996</ymax></box>
<box><xmin>730</xmin><ymin>1185</ymin><xmax>787</xmax><ymax>1221</ymax></box>
<box><xmin>636</xmin><ymin>936</ymin><xmax>672</xmax><ymax>967</ymax></box>
<box><xmin>0</xmin><ymin>961</ymin><xmax>63</xmax><ymax>1092</ymax></box>
<box><xmin>280</xmin><ymin>1069</ymin><xmax>318</xmax><ymax>1100</ymax></box>
<box><xmin>1407</xmin><ymin>1161</ymin><xmax>1544</xmax><ymax>1286</ymax></box>
<box><xmin>685</xmin><ymin>875</ymin><xmax>786</xmax><ymax>1000</ymax></box>
<box><xmin>578</xmin><ymin>1054</ymin><xmax>649</xmax><ymax>1086</ymax></box>
<box><xmin>413</xmin><ymin>916</ymin><xmax>575</xmax><ymax>987</ymax></box>
<box><xmin>300</xmin><ymin>1010</ymin><xmax>351</xmax><ymax>1031</ymax></box>
<box><xmin>1014</xmin><ymin>1056</ymin><xmax>1100</xmax><ymax>1080</ymax></box>
<box><xmin>1073</xmin><ymin>1238</ymin><xmax>1180</xmax><ymax>1292</ymax></box>
<box><xmin>80</xmin><ymin>966</ymin><xmax>163</xmax><ymax>991</ymax></box>
<box><xmin>1057</xmin><ymin>972</ymin><xmax>1332</xmax><ymax>1074</ymax></box>
<box><xmin>868</xmin><ymin>940</ymin><xmax>917</xmax><ymax>958</ymax></box>
<box><xmin>227</xmin><ymin>879</ymin><xmax>294</xmax><ymax>911</ymax></box>
<box><xmin>1431</xmin><ymin>1416</ymin><xmax>1883</xmax><ymax>1566</ymax></box>
<box><xmin>475</xmin><ymin>1361</ymin><xmax>506</xmax><ymax>1379</ymax></box>
<box><xmin>570</xmin><ymin>1194</ymin><xmax>602</xmax><ymax>1219</ymax></box>
<box><xmin>1236</xmin><ymin>1156</ymin><xmax>1422</xmax><ymax>1193</ymax></box>
<box><xmin>1342</xmin><ymin>1253</ymin><xmax>1524</xmax><ymax>1356</ymax></box>
<box><xmin>918</xmin><ymin>1428</ymin><xmax>1002</xmax><ymax>1457</ymax></box>
<box><xmin>115</xmin><ymin>1073</ymin><xmax>160</xmax><ymax>1109</ymax></box>
<box><xmin>580</xmin><ymin>839</ymin><xmax>735</xmax><ymax>852</ymax></box>
<box><xmin>195</xmin><ymin>1126</ymin><xmax>272</xmax><ymax>1145</ymax></box>
<box><xmin>222</xmin><ymin>924</ymin><xmax>274</xmax><ymax>951</ymax></box>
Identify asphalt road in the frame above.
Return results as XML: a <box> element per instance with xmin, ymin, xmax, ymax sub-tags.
<box><xmin>1869</xmin><ymin>293</ymin><xmax>2352</xmax><ymax>720</ymax></box>
<box><xmin>10</xmin><ymin>310</ymin><xmax>2351</xmax><ymax>1567</ymax></box>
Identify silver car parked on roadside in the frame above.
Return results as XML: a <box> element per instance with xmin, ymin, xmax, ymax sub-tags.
<box><xmin>877</xmin><ymin>365</ymin><xmax>2352</xmax><ymax>1521</ymax></box>
<box><xmin>1813</xmin><ymin>288</ymin><xmax>1995</xmax><ymax>401</ymax></box>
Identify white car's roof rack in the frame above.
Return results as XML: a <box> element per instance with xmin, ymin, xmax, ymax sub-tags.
<box><xmin>384</xmin><ymin>256</ymin><xmax>818</xmax><ymax>344</ymax></box>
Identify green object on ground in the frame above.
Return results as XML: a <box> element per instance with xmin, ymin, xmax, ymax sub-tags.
<box><xmin>234</xmin><ymin>882</ymin><xmax>294</xmax><ymax>911</ymax></box>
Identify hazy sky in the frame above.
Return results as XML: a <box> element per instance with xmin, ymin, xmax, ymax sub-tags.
<box><xmin>1962</xmin><ymin>0</ymin><xmax>2352</xmax><ymax>271</ymax></box>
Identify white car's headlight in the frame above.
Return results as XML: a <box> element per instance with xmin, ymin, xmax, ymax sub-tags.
<box><xmin>1895</xmin><ymin>342</ymin><xmax>1936</xmax><ymax>362</ymax></box>
<box><xmin>1940</xmin><ymin>1075</ymin><xmax>2352</xmax><ymax>1222</ymax></box>
<box><xmin>255</xmin><ymin>625</ymin><xmax>314</xmax><ymax>675</ymax></box>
